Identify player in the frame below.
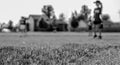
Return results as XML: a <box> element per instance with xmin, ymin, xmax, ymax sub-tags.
<box><xmin>93</xmin><ymin>0</ymin><xmax>103</xmax><ymax>39</ymax></box>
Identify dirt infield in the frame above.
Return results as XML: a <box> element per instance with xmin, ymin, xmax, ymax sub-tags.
<box><xmin>0</xmin><ymin>32</ymin><xmax>120</xmax><ymax>48</ymax></box>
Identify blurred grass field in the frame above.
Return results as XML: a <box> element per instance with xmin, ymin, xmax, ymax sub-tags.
<box><xmin>0</xmin><ymin>32</ymin><xmax>120</xmax><ymax>48</ymax></box>
<box><xmin>0</xmin><ymin>32</ymin><xmax>120</xmax><ymax>65</ymax></box>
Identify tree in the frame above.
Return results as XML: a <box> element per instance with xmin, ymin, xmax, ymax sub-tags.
<box><xmin>74</xmin><ymin>10</ymin><xmax>78</xmax><ymax>17</ymax></box>
<box><xmin>8</xmin><ymin>20</ymin><xmax>13</xmax><ymax>31</ymax></box>
<box><xmin>79</xmin><ymin>5</ymin><xmax>91</xmax><ymax>21</ymax></box>
<box><xmin>70</xmin><ymin>14</ymin><xmax>79</xmax><ymax>28</ymax></box>
<box><xmin>101</xmin><ymin>14</ymin><xmax>110</xmax><ymax>21</ymax></box>
<box><xmin>59</xmin><ymin>13</ymin><xmax>65</xmax><ymax>21</ymax></box>
<box><xmin>42</xmin><ymin>5</ymin><xmax>54</xmax><ymax>18</ymax></box>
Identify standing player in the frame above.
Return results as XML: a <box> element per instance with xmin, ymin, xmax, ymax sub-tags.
<box><xmin>19</xmin><ymin>17</ymin><xmax>27</xmax><ymax>37</ymax></box>
<box><xmin>88</xmin><ymin>16</ymin><xmax>93</xmax><ymax>36</ymax></box>
<box><xmin>93</xmin><ymin>0</ymin><xmax>103</xmax><ymax>39</ymax></box>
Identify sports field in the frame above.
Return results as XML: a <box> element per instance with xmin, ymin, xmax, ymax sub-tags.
<box><xmin>0</xmin><ymin>32</ymin><xmax>120</xmax><ymax>65</ymax></box>
<box><xmin>0</xmin><ymin>32</ymin><xmax>120</xmax><ymax>48</ymax></box>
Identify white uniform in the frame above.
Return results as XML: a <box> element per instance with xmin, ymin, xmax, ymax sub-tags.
<box><xmin>20</xmin><ymin>25</ymin><xmax>26</xmax><ymax>30</ymax></box>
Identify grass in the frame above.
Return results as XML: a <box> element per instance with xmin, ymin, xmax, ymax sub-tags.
<box><xmin>1</xmin><ymin>43</ymin><xmax>120</xmax><ymax>65</ymax></box>
<box><xmin>0</xmin><ymin>32</ymin><xmax>120</xmax><ymax>65</ymax></box>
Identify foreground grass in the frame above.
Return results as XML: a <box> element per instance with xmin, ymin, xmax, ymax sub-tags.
<box><xmin>0</xmin><ymin>43</ymin><xmax>120</xmax><ymax>65</ymax></box>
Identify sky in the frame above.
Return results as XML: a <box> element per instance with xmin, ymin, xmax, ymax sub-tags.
<box><xmin>0</xmin><ymin>0</ymin><xmax>120</xmax><ymax>25</ymax></box>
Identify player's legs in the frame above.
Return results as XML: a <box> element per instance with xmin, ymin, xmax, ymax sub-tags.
<box><xmin>98</xmin><ymin>24</ymin><xmax>103</xmax><ymax>39</ymax></box>
<box><xmin>93</xmin><ymin>24</ymin><xmax>98</xmax><ymax>38</ymax></box>
<box><xmin>97</xmin><ymin>29</ymin><xmax>102</xmax><ymax>39</ymax></box>
<box><xmin>88</xmin><ymin>26</ymin><xmax>93</xmax><ymax>36</ymax></box>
